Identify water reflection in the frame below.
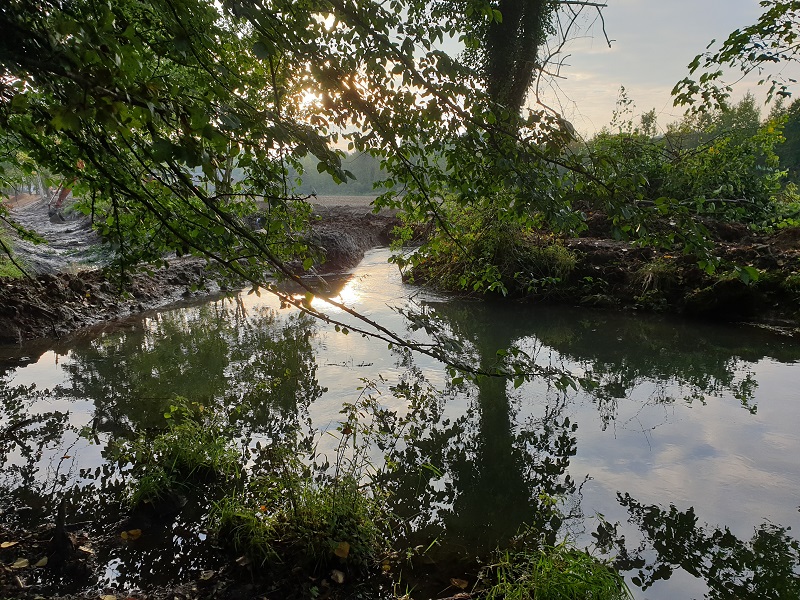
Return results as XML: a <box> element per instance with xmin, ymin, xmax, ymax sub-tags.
<box><xmin>1</xmin><ymin>249</ymin><xmax>799</xmax><ymax>598</ymax></box>
<box><xmin>0</xmin><ymin>382</ymin><xmax>71</xmax><ymax>525</ymax></box>
<box><xmin>57</xmin><ymin>301</ymin><xmax>324</xmax><ymax>440</ymax></box>
<box><xmin>597</xmin><ymin>493</ymin><xmax>800</xmax><ymax>598</ymax></box>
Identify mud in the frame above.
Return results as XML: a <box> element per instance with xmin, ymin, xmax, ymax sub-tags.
<box><xmin>564</xmin><ymin>221</ymin><xmax>800</xmax><ymax>328</ymax></box>
<box><xmin>0</xmin><ymin>197</ymin><xmax>400</xmax><ymax>345</ymax></box>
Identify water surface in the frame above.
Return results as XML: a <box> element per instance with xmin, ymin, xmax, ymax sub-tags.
<box><xmin>1</xmin><ymin>248</ymin><xmax>799</xmax><ymax>598</ymax></box>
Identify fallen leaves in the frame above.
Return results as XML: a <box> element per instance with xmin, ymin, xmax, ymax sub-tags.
<box><xmin>333</xmin><ymin>541</ymin><xmax>350</xmax><ymax>559</ymax></box>
<box><xmin>449</xmin><ymin>577</ymin><xmax>469</xmax><ymax>590</ymax></box>
<box><xmin>120</xmin><ymin>529</ymin><xmax>142</xmax><ymax>541</ymax></box>
<box><xmin>1</xmin><ymin>541</ymin><xmax>19</xmax><ymax>549</ymax></box>
<box><xmin>330</xmin><ymin>569</ymin><xmax>345</xmax><ymax>584</ymax></box>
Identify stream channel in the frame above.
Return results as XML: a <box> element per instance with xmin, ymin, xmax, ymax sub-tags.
<box><xmin>2</xmin><ymin>247</ymin><xmax>800</xmax><ymax>598</ymax></box>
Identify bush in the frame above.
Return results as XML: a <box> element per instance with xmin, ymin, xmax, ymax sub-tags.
<box><xmin>214</xmin><ymin>471</ymin><xmax>385</xmax><ymax>575</ymax></box>
<box><xmin>108</xmin><ymin>397</ymin><xmax>240</xmax><ymax>506</ymax></box>
<box><xmin>400</xmin><ymin>197</ymin><xmax>576</xmax><ymax>297</ymax></box>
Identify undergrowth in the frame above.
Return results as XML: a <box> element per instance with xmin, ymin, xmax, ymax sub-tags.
<box><xmin>483</xmin><ymin>540</ymin><xmax>633</xmax><ymax>600</ymax></box>
<box><xmin>397</xmin><ymin>198</ymin><xmax>576</xmax><ymax>297</ymax></box>
<box><xmin>107</xmin><ymin>397</ymin><xmax>240</xmax><ymax>506</ymax></box>
<box><xmin>0</xmin><ymin>229</ymin><xmax>24</xmax><ymax>278</ymax></box>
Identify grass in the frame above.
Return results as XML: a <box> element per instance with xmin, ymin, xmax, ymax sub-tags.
<box><xmin>0</xmin><ymin>231</ymin><xmax>25</xmax><ymax>278</ymax></box>
<box><xmin>483</xmin><ymin>542</ymin><xmax>633</xmax><ymax>600</ymax></box>
<box><xmin>109</xmin><ymin>398</ymin><xmax>241</xmax><ymax>506</ymax></box>
<box><xmin>214</xmin><ymin>472</ymin><xmax>385</xmax><ymax>575</ymax></box>
<box><xmin>634</xmin><ymin>257</ymin><xmax>679</xmax><ymax>293</ymax></box>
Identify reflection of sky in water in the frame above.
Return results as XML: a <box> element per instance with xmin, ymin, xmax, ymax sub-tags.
<box><xmin>2</xmin><ymin>248</ymin><xmax>800</xmax><ymax>598</ymax></box>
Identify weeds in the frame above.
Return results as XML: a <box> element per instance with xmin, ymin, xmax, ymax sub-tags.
<box><xmin>635</xmin><ymin>257</ymin><xmax>679</xmax><ymax>293</ymax></box>
<box><xmin>212</xmin><ymin>385</ymin><xmax>393</xmax><ymax>587</ymax></box>
<box><xmin>214</xmin><ymin>470</ymin><xmax>385</xmax><ymax>575</ymax></box>
<box><xmin>0</xmin><ymin>230</ymin><xmax>24</xmax><ymax>278</ymax></box>
<box><xmin>403</xmin><ymin>197</ymin><xmax>576</xmax><ymax>297</ymax></box>
<box><xmin>483</xmin><ymin>541</ymin><xmax>632</xmax><ymax>600</ymax></box>
<box><xmin>108</xmin><ymin>397</ymin><xmax>240</xmax><ymax>506</ymax></box>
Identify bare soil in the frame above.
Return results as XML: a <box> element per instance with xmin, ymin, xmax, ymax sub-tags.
<box><xmin>0</xmin><ymin>197</ymin><xmax>399</xmax><ymax>345</ymax></box>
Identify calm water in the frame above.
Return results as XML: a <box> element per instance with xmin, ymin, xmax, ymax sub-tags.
<box><xmin>1</xmin><ymin>248</ymin><xmax>799</xmax><ymax>598</ymax></box>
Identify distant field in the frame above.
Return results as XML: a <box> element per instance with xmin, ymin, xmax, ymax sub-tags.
<box><xmin>311</xmin><ymin>195</ymin><xmax>378</xmax><ymax>208</ymax></box>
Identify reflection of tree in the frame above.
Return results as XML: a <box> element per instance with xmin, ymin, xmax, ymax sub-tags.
<box><xmin>596</xmin><ymin>493</ymin><xmax>800</xmax><ymax>599</ymax></box>
<box><xmin>428</xmin><ymin>300</ymin><xmax>800</xmax><ymax>423</ymax></box>
<box><xmin>528</xmin><ymin>308</ymin><xmax>798</xmax><ymax>415</ymax></box>
<box><xmin>0</xmin><ymin>300</ymin><xmax>326</xmax><ymax>591</ymax></box>
<box><xmin>58</xmin><ymin>301</ymin><xmax>324</xmax><ymax>440</ymax></box>
<box><xmin>0</xmin><ymin>380</ymin><xmax>71</xmax><ymax>524</ymax></box>
<box><xmin>381</xmin><ymin>300</ymin><xmax>581</xmax><ymax>554</ymax></box>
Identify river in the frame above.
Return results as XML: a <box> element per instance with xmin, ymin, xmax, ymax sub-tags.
<box><xmin>2</xmin><ymin>248</ymin><xmax>799</xmax><ymax>598</ymax></box>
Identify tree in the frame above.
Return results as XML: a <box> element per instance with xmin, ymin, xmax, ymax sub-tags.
<box><xmin>0</xmin><ymin>0</ymin><xmax>588</xmax><ymax>370</ymax></box>
<box><xmin>430</xmin><ymin>0</ymin><xmax>558</xmax><ymax>115</ymax></box>
<box><xmin>673</xmin><ymin>1</ymin><xmax>800</xmax><ymax>108</ymax></box>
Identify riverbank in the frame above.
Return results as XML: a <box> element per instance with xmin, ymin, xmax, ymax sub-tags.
<box><xmin>403</xmin><ymin>210</ymin><xmax>800</xmax><ymax>335</ymax></box>
<box><xmin>0</xmin><ymin>197</ymin><xmax>399</xmax><ymax>345</ymax></box>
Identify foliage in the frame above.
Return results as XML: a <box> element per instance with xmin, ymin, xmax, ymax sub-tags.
<box><xmin>213</xmin><ymin>392</ymin><xmax>392</xmax><ymax>586</ymax></box>
<box><xmin>214</xmin><ymin>469</ymin><xmax>385</xmax><ymax>578</ymax></box>
<box><xmin>635</xmin><ymin>257</ymin><xmax>679</xmax><ymax>294</ymax></box>
<box><xmin>574</xmin><ymin>92</ymin><xmax>786</xmax><ymax>252</ymax></box>
<box><xmin>395</xmin><ymin>194</ymin><xmax>576</xmax><ymax>296</ymax></box>
<box><xmin>673</xmin><ymin>0</ymin><xmax>800</xmax><ymax>108</ymax></box>
<box><xmin>604</xmin><ymin>493</ymin><xmax>800</xmax><ymax>599</ymax></box>
<box><xmin>0</xmin><ymin>229</ymin><xmax>24</xmax><ymax>278</ymax></box>
<box><xmin>0</xmin><ymin>0</ymin><xmax>606</xmax><ymax>366</ymax></box>
<box><xmin>430</xmin><ymin>0</ymin><xmax>558</xmax><ymax>113</ymax></box>
<box><xmin>108</xmin><ymin>397</ymin><xmax>240</xmax><ymax>506</ymax></box>
<box><xmin>483</xmin><ymin>539</ymin><xmax>632</xmax><ymax>600</ymax></box>
<box><xmin>290</xmin><ymin>151</ymin><xmax>386</xmax><ymax>196</ymax></box>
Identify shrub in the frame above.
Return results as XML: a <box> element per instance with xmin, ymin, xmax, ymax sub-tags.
<box><xmin>401</xmin><ymin>197</ymin><xmax>576</xmax><ymax>297</ymax></box>
<box><xmin>108</xmin><ymin>397</ymin><xmax>240</xmax><ymax>506</ymax></box>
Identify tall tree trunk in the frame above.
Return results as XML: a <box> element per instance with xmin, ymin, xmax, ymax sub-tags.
<box><xmin>484</xmin><ymin>0</ymin><xmax>552</xmax><ymax>114</ymax></box>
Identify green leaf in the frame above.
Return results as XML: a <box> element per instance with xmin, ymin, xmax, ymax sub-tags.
<box><xmin>252</xmin><ymin>40</ymin><xmax>273</xmax><ymax>59</ymax></box>
<box><xmin>151</xmin><ymin>138</ymin><xmax>174</xmax><ymax>162</ymax></box>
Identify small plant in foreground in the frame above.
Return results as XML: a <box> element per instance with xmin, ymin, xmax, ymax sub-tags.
<box><xmin>635</xmin><ymin>257</ymin><xmax>679</xmax><ymax>293</ymax></box>
<box><xmin>482</xmin><ymin>541</ymin><xmax>632</xmax><ymax>600</ymax></box>
<box><xmin>108</xmin><ymin>397</ymin><xmax>240</xmax><ymax>506</ymax></box>
<box><xmin>214</xmin><ymin>471</ymin><xmax>385</xmax><ymax>575</ymax></box>
<box><xmin>212</xmin><ymin>388</ymin><xmax>392</xmax><ymax>586</ymax></box>
<box><xmin>0</xmin><ymin>231</ymin><xmax>24</xmax><ymax>278</ymax></box>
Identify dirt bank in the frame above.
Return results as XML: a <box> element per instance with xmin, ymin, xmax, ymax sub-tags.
<box><xmin>562</xmin><ymin>217</ymin><xmax>800</xmax><ymax>329</ymax></box>
<box><xmin>0</xmin><ymin>197</ymin><xmax>399</xmax><ymax>345</ymax></box>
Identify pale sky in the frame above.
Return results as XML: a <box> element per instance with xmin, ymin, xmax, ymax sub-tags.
<box><xmin>534</xmin><ymin>0</ymin><xmax>800</xmax><ymax>137</ymax></box>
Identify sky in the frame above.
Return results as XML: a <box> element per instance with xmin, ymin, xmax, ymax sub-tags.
<box><xmin>534</xmin><ymin>0</ymin><xmax>800</xmax><ymax>137</ymax></box>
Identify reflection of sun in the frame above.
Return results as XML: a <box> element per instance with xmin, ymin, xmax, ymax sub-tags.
<box><xmin>292</xmin><ymin>278</ymin><xmax>361</xmax><ymax>313</ymax></box>
<box><xmin>333</xmin><ymin>279</ymin><xmax>360</xmax><ymax>306</ymax></box>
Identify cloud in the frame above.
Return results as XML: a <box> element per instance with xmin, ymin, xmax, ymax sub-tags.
<box><xmin>536</xmin><ymin>0</ymin><xmax>800</xmax><ymax>135</ymax></box>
